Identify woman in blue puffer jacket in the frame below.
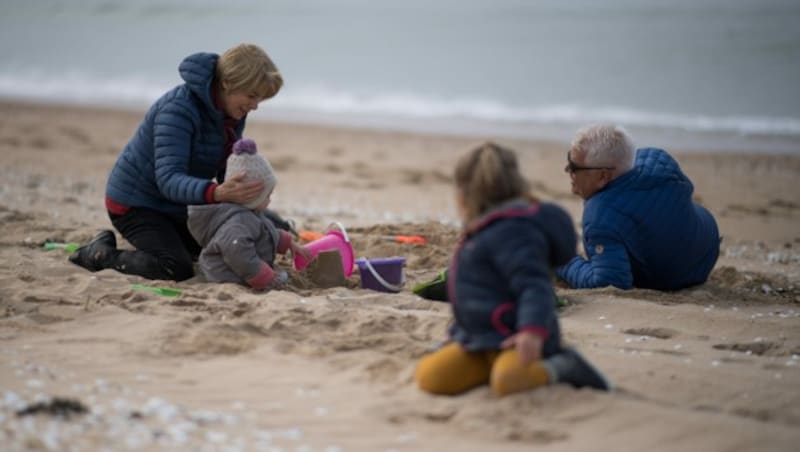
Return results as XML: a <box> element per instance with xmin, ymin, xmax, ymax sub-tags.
<box><xmin>70</xmin><ymin>43</ymin><xmax>281</xmax><ymax>281</ymax></box>
<box><xmin>415</xmin><ymin>142</ymin><xmax>611</xmax><ymax>397</ymax></box>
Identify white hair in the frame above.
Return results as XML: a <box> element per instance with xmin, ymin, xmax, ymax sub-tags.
<box><xmin>571</xmin><ymin>124</ymin><xmax>635</xmax><ymax>176</ymax></box>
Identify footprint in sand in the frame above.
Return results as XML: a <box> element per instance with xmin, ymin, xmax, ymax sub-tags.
<box><xmin>270</xmin><ymin>156</ymin><xmax>296</xmax><ymax>171</ymax></box>
<box><xmin>2</xmin><ymin>208</ymin><xmax>36</xmax><ymax>223</ymax></box>
<box><xmin>731</xmin><ymin>407</ymin><xmax>774</xmax><ymax>422</ymax></box>
<box><xmin>622</xmin><ymin>327</ymin><xmax>688</xmax><ymax>355</ymax></box>
<box><xmin>323</xmin><ymin>163</ymin><xmax>343</xmax><ymax>173</ymax></box>
<box><xmin>69</xmin><ymin>181</ymin><xmax>90</xmax><ymax>194</ymax></box>
<box><xmin>27</xmin><ymin>312</ymin><xmax>72</xmax><ymax>325</ymax></box>
<box><xmin>29</xmin><ymin>137</ymin><xmax>51</xmax><ymax>150</ymax></box>
<box><xmin>399</xmin><ymin>169</ymin><xmax>451</xmax><ymax>185</ymax></box>
<box><xmin>22</xmin><ymin>294</ymin><xmax>60</xmax><ymax>304</ymax></box>
<box><xmin>505</xmin><ymin>428</ymin><xmax>569</xmax><ymax>444</ymax></box>
<box><xmin>622</xmin><ymin>327</ymin><xmax>677</xmax><ymax>339</ymax></box>
<box><xmin>167</xmin><ymin>299</ymin><xmax>211</xmax><ymax>310</ymax></box>
<box><xmin>712</xmin><ymin>341</ymin><xmax>776</xmax><ymax>356</ymax></box>
<box><xmin>0</xmin><ymin>136</ymin><xmax>22</xmax><ymax>147</ymax></box>
<box><xmin>365</xmin><ymin>181</ymin><xmax>386</xmax><ymax>189</ymax></box>
<box><xmin>769</xmin><ymin>198</ymin><xmax>799</xmax><ymax>210</ymax></box>
<box><xmin>58</xmin><ymin>126</ymin><xmax>91</xmax><ymax>145</ymax></box>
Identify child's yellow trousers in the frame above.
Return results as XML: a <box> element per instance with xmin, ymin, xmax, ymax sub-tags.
<box><xmin>415</xmin><ymin>342</ymin><xmax>549</xmax><ymax>396</ymax></box>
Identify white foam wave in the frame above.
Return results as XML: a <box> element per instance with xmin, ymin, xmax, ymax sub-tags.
<box><xmin>1</xmin><ymin>73</ymin><xmax>799</xmax><ymax>137</ymax></box>
<box><xmin>0</xmin><ymin>71</ymin><xmax>167</xmax><ymax>109</ymax></box>
<box><xmin>271</xmin><ymin>85</ymin><xmax>800</xmax><ymax>136</ymax></box>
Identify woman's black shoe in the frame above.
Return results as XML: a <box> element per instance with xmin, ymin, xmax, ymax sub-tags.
<box><xmin>68</xmin><ymin>230</ymin><xmax>117</xmax><ymax>272</ymax></box>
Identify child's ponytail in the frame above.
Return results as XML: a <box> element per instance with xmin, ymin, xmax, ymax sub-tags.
<box><xmin>454</xmin><ymin>142</ymin><xmax>531</xmax><ymax>222</ymax></box>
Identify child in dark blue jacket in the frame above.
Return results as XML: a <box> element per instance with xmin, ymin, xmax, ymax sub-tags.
<box><xmin>415</xmin><ymin>142</ymin><xmax>610</xmax><ymax>396</ymax></box>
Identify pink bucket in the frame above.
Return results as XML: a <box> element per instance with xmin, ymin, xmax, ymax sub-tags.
<box><xmin>294</xmin><ymin>222</ymin><xmax>355</xmax><ymax>276</ymax></box>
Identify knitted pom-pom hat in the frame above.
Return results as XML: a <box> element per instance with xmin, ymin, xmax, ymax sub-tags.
<box><xmin>226</xmin><ymin>138</ymin><xmax>277</xmax><ymax>210</ymax></box>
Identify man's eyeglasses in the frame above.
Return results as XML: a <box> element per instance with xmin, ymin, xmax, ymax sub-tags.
<box><xmin>566</xmin><ymin>151</ymin><xmax>616</xmax><ymax>174</ymax></box>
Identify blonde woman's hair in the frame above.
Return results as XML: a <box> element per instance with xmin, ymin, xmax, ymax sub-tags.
<box><xmin>454</xmin><ymin>142</ymin><xmax>531</xmax><ymax>223</ymax></box>
<box><xmin>216</xmin><ymin>43</ymin><xmax>283</xmax><ymax>99</ymax></box>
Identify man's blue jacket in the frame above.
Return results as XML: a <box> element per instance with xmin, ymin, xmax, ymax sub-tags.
<box><xmin>557</xmin><ymin>148</ymin><xmax>719</xmax><ymax>290</ymax></box>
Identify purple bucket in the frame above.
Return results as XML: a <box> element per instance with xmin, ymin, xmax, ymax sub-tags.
<box><xmin>356</xmin><ymin>257</ymin><xmax>406</xmax><ymax>293</ymax></box>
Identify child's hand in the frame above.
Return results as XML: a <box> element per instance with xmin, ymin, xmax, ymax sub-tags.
<box><xmin>501</xmin><ymin>331</ymin><xmax>543</xmax><ymax>365</ymax></box>
<box><xmin>270</xmin><ymin>270</ymin><xmax>289</xmax><ymax>289</ymax></box>
<box><xmin>290</xmin><ymin>241</ymin><xmax>311</xmax><ymax>261</ymax></box>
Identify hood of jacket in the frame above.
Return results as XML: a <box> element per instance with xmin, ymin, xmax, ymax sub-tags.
<box><xmin>187</xmin><ymin>203</ymin><xmax>252</xmax><ymax>246</ymax></box>
<box><xmin>178</xmin><ymin>52</ymin><xmax>220</xmax><ymax>117</ymax></box>
<box><xmin>464</xmin><ymin>197</ymin><xmax>576</xmax><ymax>268</ymax></box>
<box><xmin>600</xmin><ymin>147</ymin><xmax>691</xmax><ymax>195</ymax></box>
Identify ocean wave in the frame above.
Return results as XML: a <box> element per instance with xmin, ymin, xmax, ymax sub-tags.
<box><xmin>1</xmin><ymin>73</ymin><xmax>799</xmax><ymax>137</ymax></box>
<box><xmin>270</xmin><ymin>86</ymin><xmax>800</xmax><ymax>136</ymax></box>
<box><xmin>0</xmin><ymin>71</ymin><xmax>167</xmax><ymax>108</ymax></box>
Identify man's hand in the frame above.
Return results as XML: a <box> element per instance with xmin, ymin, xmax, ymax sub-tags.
<box><xmin>500</xmin><ymin>331</ymin><xmax>543</xmax><ymax>365</ymax></box>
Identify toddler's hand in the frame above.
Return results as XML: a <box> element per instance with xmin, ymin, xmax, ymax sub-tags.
<box><xmin>290</xmin><ymin>241</ymin><xmax>311</xmax><ymax>261</ymax></box>
<box><xmin>270</xmin><ymin>270</ymin><xmax>289</xmax><ymax>289</ymax></box>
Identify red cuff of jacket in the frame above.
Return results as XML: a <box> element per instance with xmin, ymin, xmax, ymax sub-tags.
<box><xmin>246</xmin><ymin>262</ymin><xmax>275</xmax><ymax>290</ymax></box>
<box><xmin>519</xmin><ymin>326</ymin><xmax>550</xmax><ymax>340</ymax></box>
<box><xmin>277</xmin><ymin>230</ymin><xmax>292</xmax><ymax>254</ymax></box>
<box><xmin>105</xmin><ymin>197</ymin><xmax>130</xmax><ymax>215</ymax></box>
<box><xmin>205</xmin><ymin>183</ymin><xmax>219</xmax><ymax>204</ymax></box>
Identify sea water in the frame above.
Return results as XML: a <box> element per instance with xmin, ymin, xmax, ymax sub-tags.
<box><xmin>1</xmin><ymin>0</ymin><xmax>798</xmax><ymax>152</ymax></box>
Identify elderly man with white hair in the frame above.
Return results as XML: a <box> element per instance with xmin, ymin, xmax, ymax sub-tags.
<box><xmin>557</xmin><ymin>124</ymin><xmax>720</xmax><ymax>290</ymax></box>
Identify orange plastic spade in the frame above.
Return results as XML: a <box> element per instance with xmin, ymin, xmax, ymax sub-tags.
<box><xmin>392</xmin><ymin>235</ymin><xmax>426</xmax><ymax>244</ymax></box>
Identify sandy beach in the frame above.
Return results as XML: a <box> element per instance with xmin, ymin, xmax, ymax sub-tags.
<box><xmin>1</xmin><ymin>100</ymin><xmax>799</xmax><ymax>451</ymax></box>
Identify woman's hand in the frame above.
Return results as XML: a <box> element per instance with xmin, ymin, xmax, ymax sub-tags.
<box><xmin>500</xmin><ymin>331</ymin><xmax>543</xmax><ymax>365</ymax></box>
<box><xmin>213</xmin><ymin>172</ymin><xmax>264</xmax><ymax>204</ymax></box>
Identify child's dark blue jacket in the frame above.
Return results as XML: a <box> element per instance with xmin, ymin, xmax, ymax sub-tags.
<box><xmin>448</xmin><ymin>199</ymin><xmax>576</xmax><ymax>356</ymax></box>
<box><xmin>557</xmin><ymin>148</ymin><xmax>720</xmax><ymax>291</ymax></box>
<box><xmin>105</xmin><ymin>52</ymin><xmax>245</xmax><ymax>218</ymax></box>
